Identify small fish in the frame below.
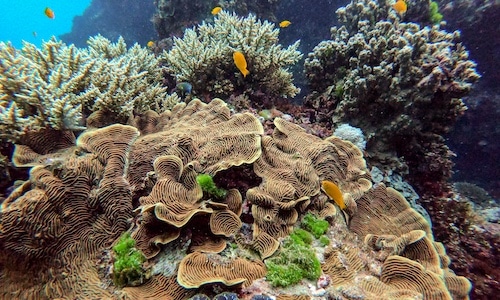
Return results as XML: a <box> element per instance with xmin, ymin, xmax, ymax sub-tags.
<box><xmin>321</xmin><ymin>180</ymin><xmax>346</xmax><ymax>210</ymax></box>
<box><xmin>211</xmin><ymin>6</ymin><xmax>222</xmax><ymax>15</ymax></box>
<box><xmin>392</xmin><ymin>0</ymin><xmax>407</xmax><ymax>15</ymax></box>
<box><xmin>32</xmin><ymin>31</ymin><xmax>37</xmax><ymax>37</ymax></box>
<box><xmin>44</xmin><ymin>7</ymin><xmax>55</xmax><ymax>19</ymax></box>
<box><xmin>233</xmin><ymin>51</ymin><xmax>249</xmax><ymax>78</ymax></box>
<box><xmin>147</xmin><ymin>40</ymin><xmax>155</xmax><ymax>48</ymax></box>
<box><xmin>279</xmin><ymin>20</ymin><xmax>291</xmax><ymax>28</ymax></box>
<box><xmin>176</xmin><ymin>82</ymin><xmax>192</xmax><ymax>96</ymax></box>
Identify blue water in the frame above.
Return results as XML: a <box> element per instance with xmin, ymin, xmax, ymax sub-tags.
<box><xmin>0</xmin><ymin>0</ymin><xmax>91</xmax><ymax>48</ymax></box>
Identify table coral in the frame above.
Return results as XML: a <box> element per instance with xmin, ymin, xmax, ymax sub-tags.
<box><xmin>304</xmin><ymin>0</ymin><xmax>479</xmax><ymax>193</ymax></box>
<box><xmin>161</xmin><ymin>11</ymin><xmax>302</xmax><ymax>101</ymax></box>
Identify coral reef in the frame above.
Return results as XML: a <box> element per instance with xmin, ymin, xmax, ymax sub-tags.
<box><xmin>0</xmin><ymin>35</ymin><xmax>172</xmax><ymax>143</ymax></box>
<box><xmin>0</xmin><ymin>124</ymin><xmax>140</xmax><ymax>298</ymax></box>
<box><xmin>161</xmin><ymin>11</ymin><xmax>302</xmax><ymax>102</ymax></box>
<box><xmin>0</xmin><ymin>98</ymin><xmax>472</xmax><ymax>299</ymax></box>
<box><xmin>304</xmin><ymin>0</ymin><xmax>479</xmax><ymax>194</ymax></box>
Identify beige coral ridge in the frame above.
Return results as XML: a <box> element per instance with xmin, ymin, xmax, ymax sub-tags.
<box><xmin>0</xmin><ymin>98</ymin><xmax>471</xmax><ymax>299</ymax></box>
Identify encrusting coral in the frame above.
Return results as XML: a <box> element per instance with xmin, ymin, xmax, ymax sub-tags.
<box><xmin>0</xmin><ymin>98</ymin><xmax>473</xmax><ymax>299</ymax></box>
<box><xmin>0</xmin><ymin>35</ymin><xmax>173</xmax><ymax>144</ymax></box>
<box><xmin>161</xmin><ymin>11</ymin><xmax>303</xmax><ymax>101</ymax></box>
<box><xmin>304</xmin><ymin>0</ymin><xmax>479</xmax><ymax>193</ymax></box>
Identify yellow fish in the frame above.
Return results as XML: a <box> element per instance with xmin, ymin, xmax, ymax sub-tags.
<box><xmin>44</xmin><ymin>7</ymin><xmax>55</xmax><ymax>19</ymax></box>
<box><xmin>279</xmin><ymin>20</ymin><xmax>291</xmax><ymax>28</ymax></box>
<box><xmin>392</xmin><ymin>0</ymin><xmax>407</xmax><ymax>15</ymax></box>
<box><xmin>233</xmin><ymin>51</ymin><xmax>249</xmax><ymax>77</ymax></box>
<box><xmin>147</xmin><ymin>40</ymin><xmax>155</xmax><ymax>48</ymax></box>
<box><xmin>321</xmin><ymin>180</ymin><xmax>346</xmax><ymax>210</ymax></box>
<box><xmin>211</xmin><ymin>6</ymin><xmax>222</xmax><ymax>15</ymax></box>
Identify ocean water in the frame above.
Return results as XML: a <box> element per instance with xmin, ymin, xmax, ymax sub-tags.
<box><xmin>0</xmin><ymin>0</ymin><xmax>90</xmax><ymax>47</ymax></box>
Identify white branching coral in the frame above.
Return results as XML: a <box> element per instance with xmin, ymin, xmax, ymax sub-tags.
<box><xmin>0</xmin><ymin>35</ymin><xmax>175</xmax><ymax>142</ymax></box>
<box><xmin>161</xmin><ymin>11</ymin><xmax>303</xmax><ymax>99</ymax></box>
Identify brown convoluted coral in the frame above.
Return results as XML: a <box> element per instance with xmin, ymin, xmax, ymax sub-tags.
<box><xmin>340</xmin><ymin>184</ymin><xmax>472</xmax><ymax>300</ymax></box>
<box><xmin>0</xmin><ymin>124</ymin><xmax>139</xmax><ymax>298</ymax></box>
<box><xmin>0</xmin><ymin>98</ymin><xmax>473</xmax><ymax>299</ymax></box>
<box><xmin>246</xmin><ymin>118</ymin><xmax>372</xmax><ymax>258</ymax></box>
<box><xmin>177</xmin><ymin>252</ymin><xmax>266</xmax><ymax>288</ymax></box>
<box><xmin>304</xmin><ymin>0</ymin><xmax>479</xmax><ymax>194</ymax></box>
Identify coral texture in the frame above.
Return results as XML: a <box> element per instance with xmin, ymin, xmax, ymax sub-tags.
<box><xmin>0</xmin><ymin>35</ymin><xmax>172</xmax><ymax>143</ymax></box>
<box><xmin>0</xmin><ymin>124</ymin><xmax>139</xmax><ymax>298</ymax></box>
<box><xmin>161</xmin><ymin>11</ymin><xmax>302</xmax><ymax>100</ymax></box>
<box><xmin>0</xmin><ymin>99</ymin><xmax>472</xmax><ymax>299</ymax></box>
<box><xmin>304</xmin><ymin>0</ymin><xmax>479</xmax><ymax>193</ymax></box>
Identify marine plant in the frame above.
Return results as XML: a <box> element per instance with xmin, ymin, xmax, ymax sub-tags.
<box><xmin>112</xmin><ymin>232</ymin><xmax>146</xmax><ymax>287</ymax></box>
<box><xmin>429</xmin><ymin>1</ymin><xmax>443</xmax><ymax>24</ymax></box>
<box><xmin>196</xmin><ymin>173</ymin><xmax>227</xmax><ymax>199</ymax></box>
<box><xmin>289</xmin><ymin>228</ymin><xmax>313</xmax><ymax>246</ymax></box>
<box><xmin>265</xmin><ymin>230</ymin><xmax>322</xmax><ymax>287</ymax></box>
<box><xmin>161</xmin><ymin>11</ymin><xmax>303</xmax><ymax>100</ymax></box>
<box><xmin>319</xmin><ymin>235</ymin><xmax>331</xmax><ymax>246</ymax></box>
<box><xmin>301</xmin><ymin>212</ymin><xmax>329</xmax><ymax>238</ymax></box>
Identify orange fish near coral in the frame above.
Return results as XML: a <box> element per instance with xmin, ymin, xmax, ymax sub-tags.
<box><xmin>279</xmin><ymin>20</ymin><xmax>292</xmax><ymax>28</ymax></box>
<box><xmin>211</xmin><ymin>6</ymin><xmax>222</xmax><ymax>15</ymax></box>
<box><xmin>44</xmin><ymin>7</ymin><xmax>55</xmax><ymax>19</ymax></box>
<box><xmin>233</xmin><ymin>51</ymin><xmax>249</xmax><ymax>77</ymax></box>
<box><xmin>321</xmin><ymin>180</ymin><xmax>347</xmax><ymax>210</ymax></box>
<box><xmin>147</xmin><ymin>40</ymin><xmax>155</xmax><ymax>48</ymax></box>
<box><xmin>392</xmin><ymin>0</ymin><xmax>407</xmax><ymax>15</ymax></box>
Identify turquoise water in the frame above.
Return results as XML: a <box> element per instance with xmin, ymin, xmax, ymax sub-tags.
<box><xmin>0</xmin><ymin>0</ymin><xmax>90</xmax><ymax>47</ymax></box>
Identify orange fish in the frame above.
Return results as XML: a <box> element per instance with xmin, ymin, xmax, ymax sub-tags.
<box><xmin>44</xmin><ymin>7</ymin><xmax>55</xmax><ymax>19</ymax></box>
<box><xmin>211</xmin><ymin>6</ymin><xmax>222</xmax><ymax>15</ymax></box>
<box><xmin>321</xmin><ymin>180</ymin><xmax>347</xmax><ymax>210</ymax></box>
<box><xmin>233</xmin><ymin>51</ymin><xmax>249</xmax><ymax>77</ymax></box>
<box><xmin>392</xmin><ymin>0</ymin><xmax>407</xmax><ymax>15</ymax></box>
<box><xmin>279</xmin><ymin>20</ymin><xmax>291</xmax><ymax>28</ymax></box>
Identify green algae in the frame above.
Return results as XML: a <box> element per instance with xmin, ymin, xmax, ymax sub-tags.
<box><xmin>112</xmin><ymin>232</ymin><xmax>146</xmax><ymax>287</ymax></box>
<box><xmin>196</xmin><ymin>173</ymin><xmax>227</xmax><ymax>199</ymax></box>
<box><xmin>265</xmin><ymin>230</ymin><xmax>321</xmax><ymax>287</ymax></box>
<box><xmin>301</xmin><ymin>213</ymin><xmax>329</xmax><ymax>238</ymax></box>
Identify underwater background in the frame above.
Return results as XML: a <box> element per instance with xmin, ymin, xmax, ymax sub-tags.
<box><xmin>0</xmin><ymin>0</ymin><xmax>498</xmax><ymax>299</ymax></box>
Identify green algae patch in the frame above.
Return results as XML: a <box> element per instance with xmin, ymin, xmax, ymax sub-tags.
<box><xmin>112</xmin><ymin>232</ymin><xmax>146</xmax><ymax>287</ymax></box>
<box><xmin>319</xmin><ymin>235</ymin><xmax>331</xmax><ymax>246</ymax></box>
<box><xmin>301</xmin><ymin>213</ymin><xmax>329</xmax><ymax>238</ymax></box>
<box><xmin>196</xmin><ymin>173</ymin><xmax>227</xmax><ymax>199</ymax></box>
<box><xmin>265</xmin><ymin>230</ymin><xmax>321</xmax><ymax>287</ymax></box>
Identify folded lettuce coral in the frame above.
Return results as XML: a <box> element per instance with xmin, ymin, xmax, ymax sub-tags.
<box><xmin>0</xmin><ymin>98</ymin><xmax>472</xmax><ymax>299</ymax></box>
<box><xmin>0</xmin><ymin>35</ymin><xmax>174</xmax><ymax>143</ymax></box>
<box><xmin>161</xmin><ymin>11</ymin><xmax>303</xmax><ymax>100</ymax></box>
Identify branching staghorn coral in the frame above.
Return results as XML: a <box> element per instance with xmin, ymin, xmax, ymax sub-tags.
<box><xmin>304</xmin><ymin>0</ymin><xmax>479</xmax><ymax>189</ymax></box>
<box><xmin>0</xmin><ymin>35</ymin><xmax>174</xmax><ymax>143</ymax></box>
<box><xmin>161</xmin><ymin>11</ymin><xmax>302</xmax><ymax>100</ymax></box>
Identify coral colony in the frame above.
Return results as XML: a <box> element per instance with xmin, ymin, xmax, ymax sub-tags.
<box><xmin>0</xmin><ymin>0</ymin><xmax>493</xmax><ymax>299</ymax></box>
